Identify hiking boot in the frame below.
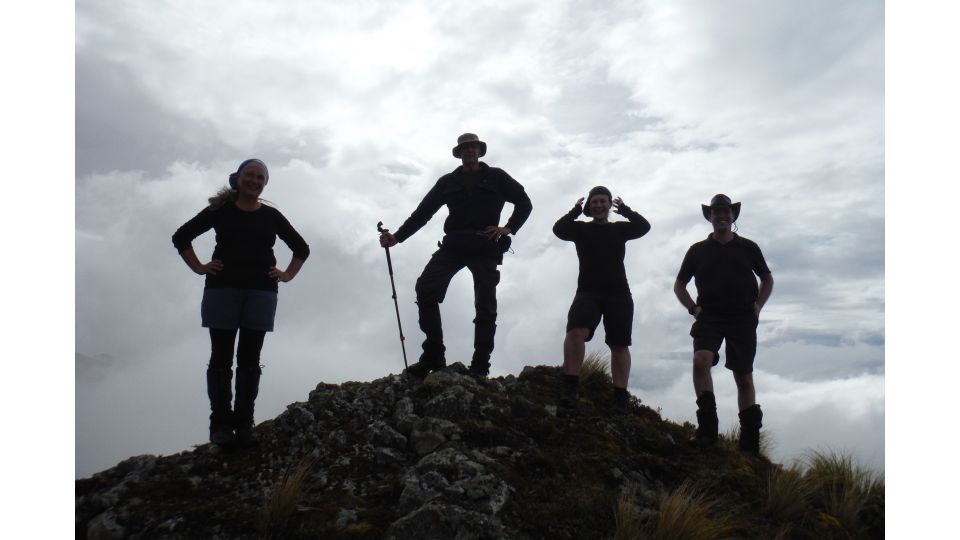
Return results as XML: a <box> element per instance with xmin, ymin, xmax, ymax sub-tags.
<box><xmin>689</xmin><ymin>391</ymin><xmax>718</xmax><ymax>448</ymax></box>
<box><xmin>210</xmin><ymin>423</ymin><xmax>236</xmax><ymax>446</ymax></box>
<box><xmin>558</xmin><ymin>373</ymin><xmax>579</xmax><ymax>408</ymax></box>
<box><xmin>207</xmin><ymin>367</ymin><xmax>235</xmax><ymax>445</ymax></box>
<box><xmin>469</xmin><ymin>363</ymin><xmax>490</xmax><ymax>377</ymax></box>
<box><xmin>234</xmin><ymin>365</ymin><xmax>261</xmax><ymax>445</ymax></box>
<box><xmin>235</xmin><ymin>420</ymin><xmax>257</xmax><ymax>446</ymax></box>
<box><xmin>612</xmin><ymin>387</ymin><xmax>631</xmax><ymax>415</ymax></box>
<box><xmin>405</xmin><ymin>354</ymin><xmax>446</xmax><ymax>379</ymax></box>
<box><xmin>469</xmin><ymin>353</ymin><xmax>491</xmax><ymax>378</ymax></box>
<box><xmin>738</xmin><ymin>404</ymin><xmax>763</xmax><ymax>456</ymax></box>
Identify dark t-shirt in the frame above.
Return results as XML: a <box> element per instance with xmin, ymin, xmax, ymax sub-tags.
<box><xmin>553</xmin><ymin>206</ymin><xmax>651</xmax><ymax>294</ymax></box>
<box><xmin>676</xmin><ymin>233</ymin><xmax>770</xmax><ymax>318</ymax></box>
<box><xmin>172</xmin><ymin>201</ymin><xmax>310</xmax><ymax>292</ymax></box>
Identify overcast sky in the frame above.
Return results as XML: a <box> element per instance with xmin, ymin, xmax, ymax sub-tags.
<box><xmin>73</xmin><ymin>0</ymin><xmax>886</xmax><ymax>478</ymax></box>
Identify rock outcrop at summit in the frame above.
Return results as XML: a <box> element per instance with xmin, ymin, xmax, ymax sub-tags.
<box><xmin>76</xmin><ymin>363</ymin><xmax>883</xmax><ymax>539</ymax></box>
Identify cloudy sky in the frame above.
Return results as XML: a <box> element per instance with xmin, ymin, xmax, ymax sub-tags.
<box><xmin>72</xmin><ymin>0</ymin><xmax>886</xmax><ymax>478</ymax></box>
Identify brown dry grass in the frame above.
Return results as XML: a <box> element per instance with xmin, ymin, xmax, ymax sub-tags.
<box><xmin>803</xmin><ymin>450</ymin><xmax>883</xmax><ymax>535</ymax></box>
<box><xmin>257</xmin><ymin>456</ymin><xmax>317</xmax><ymax>539</ymax></box>
<box><xmin>763</xmin><ymin>465</ymin><xmax>813</xmax><ymax>523</ymax></box>
<box><xmin>614</xmin><ymin>482</ymin><xmax>734</xmax><ymax>540</ymax></box>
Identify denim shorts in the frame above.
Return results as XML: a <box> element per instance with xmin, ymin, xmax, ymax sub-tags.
<box><xmin>201</xmin><ymin>287</ymin><xmax>278</xmax><ymax>332</ymax></box>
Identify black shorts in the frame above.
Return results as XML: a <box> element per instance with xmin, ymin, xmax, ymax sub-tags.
<box><xmin>566</xmin><ymin>292</ymin><xmax>634</xmax><ymax>347</ymax></box>
<box><xmin>690</xmin><ymin>315</ymin><xmax>758</xmax><ymax>373</ymax></box>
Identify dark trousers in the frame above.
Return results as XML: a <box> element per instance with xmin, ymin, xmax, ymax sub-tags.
<box><xmin>207</xmin><ymin>328</ymin><xmax>265</xmax><ymax>426</ymax></box>
<box><xmin>414</xmin><ymin>245</ymin><xmax>500</xmax><ymax>362</ymax></box>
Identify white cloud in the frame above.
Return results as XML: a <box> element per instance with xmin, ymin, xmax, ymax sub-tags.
<box><xmin>74</xmin><ymin>0</ymin><xmax>884</xmax><ymax>477</ymax></box>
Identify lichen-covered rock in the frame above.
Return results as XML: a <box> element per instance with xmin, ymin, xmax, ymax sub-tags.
<box><xmin>409</xmin><ymin>416</ymin><xmax>461</xmax><ymax>456</ymax></box>
<box><xmin>422</xmin><ymin>384</ymin><xmax>475</xmax><ymax>419</ymax></box>
<box><xmin>384</xmin><ymin>501</ymin><xmax>515</xmax><ymax>540</ymax></box>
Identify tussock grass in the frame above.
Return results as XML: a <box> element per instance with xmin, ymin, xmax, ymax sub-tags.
<box><xmin>257</xmin><ymin>457</ymin><xmax>317</xmax><ymax>539</ymax></box>
<box><xmin>643</xmin><ymin>482</ymin><xmax>734</xmax><ymax>540</ymax></box>
<box><xmin>578</xmin><ymin>351</ymin><xmax>614</xmax><ymax>400</ymax></box>
<box><xmin>613</xmin><ymin>494</ymin><xmax>643</xmax><ymax>540</ymax></box>
<box><xmin>763</xmin><ymin>465</ymin><xmax>813</xmax><ymax>523</ymax></box>
<box><xmin>579</xmin><ymin>351</ymin><xmax>611</xmax><ymax>382</ymax></box>
<box><xmin>802</xmin><ymin>450</ymin><xmax>883</xmax><ymax>535</ymax></box>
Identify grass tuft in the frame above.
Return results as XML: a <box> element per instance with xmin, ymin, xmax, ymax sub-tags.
<box><xmin>803</xmin><ymin>450</ymin><xmax>883</xmax><ymax>536</ymax></box>
<box><xmin>644</xmin><ymin>482</ymin><xmax>734</xmax><ymax>540</ymax></box>
<box><xmin>763</xmin><ymin>465</ymin><xmax>813</xmax><ymax>523</ymax></box>
<box><xmin>579</xmin><ymin>351</ymin><xmax>611</xmax><ymax>382</ymax></box>
<box><xmin>613</xmin><ymin>494</ymin><xmax>644</xmax><ymax>540</ymax></box>
<box><xmin>257</xmin><ymin>457</ymin><xmax>317</xmax><ymax>539</ymax></box>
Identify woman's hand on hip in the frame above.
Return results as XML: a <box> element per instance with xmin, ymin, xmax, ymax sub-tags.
<box><xmin>269</xmin><ymin>267</ymin><xmax>293</xmax><ymax>282</ymax></box>
<box><xmin>195</xmin><ymin>259</ymin><xmax>223</xmax><ymax>275</ymax></box>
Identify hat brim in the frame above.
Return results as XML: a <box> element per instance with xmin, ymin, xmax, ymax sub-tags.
<box><xmin>702</xmin><ymin>202</ymin><xmax>741</xmax><ymax>221</ymax></box>
<box><xmin>453</xmin><ymin>141</ymin><xmax>487</xmax><ymax>158</ymax></box>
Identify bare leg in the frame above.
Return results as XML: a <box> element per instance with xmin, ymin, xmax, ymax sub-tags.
<box><xmin>610</xmin><ymin>345</ymin><xmax>631</xmax><ymax>389</ymax></box>
<box><xmin>733</xmin><ymin>371</ymin><xmax>756</xmax><ymax>411</ymax></box>
<box><xmin>692</xmin><ymin>350</ymin><xmax>715</xmax><ymax>396</ymax></box>
<box><xmin>562</xmin><ymin>328</ymin><xmax>589</xmax><ymax>376</ymax></box>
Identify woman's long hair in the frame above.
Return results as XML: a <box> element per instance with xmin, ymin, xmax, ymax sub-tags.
<box><xmin>207</xmin><ymin>187</ymin><xmax>275</xmax><ymax>209</ymax></box>
<box><xmin>207</xmin><ymin>187</ymin><xmax>238</xmax><ymax>209</ymax></box>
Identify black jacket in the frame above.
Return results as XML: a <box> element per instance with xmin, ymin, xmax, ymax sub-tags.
<box><xmin>394</xmin><ymin>162</ymin><xmax>532</xmax><ymax>242</ymax></box>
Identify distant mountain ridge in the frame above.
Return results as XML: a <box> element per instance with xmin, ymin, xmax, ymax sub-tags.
<box><xmin>75</xmin><ymin>363</ymin><xmax>884</xmax><ymax>539</ymax></box>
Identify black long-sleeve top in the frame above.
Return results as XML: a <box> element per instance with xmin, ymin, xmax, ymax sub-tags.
<box><xmin>172</xmin><ymin>202</ymin><xmax>310</xmax><ymax>292</ymax></box>
<box><xmin>553</xmin><ymin>205</ymin><xmax>651</xmax><ymax>294</ymax></box>
<box><xmin>394</xmin><ymin>162</ymin><xmax>532</xmax><ymax>242</ymax></box>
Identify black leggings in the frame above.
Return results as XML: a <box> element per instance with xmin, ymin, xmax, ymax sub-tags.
<box><xmin>209</xmin><ymin>328</ymin><xmax>266</xmax><ymax>370</ymax></box>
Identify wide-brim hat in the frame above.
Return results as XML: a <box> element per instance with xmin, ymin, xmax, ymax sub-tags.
<box><xmin>701</xmin><ymin>193</ymin><xmax>741</xmax><ymax>221</ymax></box>
<box><xmin>452</xmin><ymin>133</ymin><xmax>487</xmax><ymax>158</ymax></box>
<box><xmin>583</xmin><ymin>185</ymin><xmax>612</xmax><ymax>217</ymax></box>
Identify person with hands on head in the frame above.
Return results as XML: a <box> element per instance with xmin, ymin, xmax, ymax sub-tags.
<box><xmin>552</xmin><ymin>186</ymin><xmax>651</xmax><ymax>414</ymax></box>
<box><xmin>673</xmin><ymin>194</ymin><xmax>773</xmax><ymax>456</ymax></box>
<box><xmin>379</xmin><ymin>133</ymin><xmax>532</xmax><ymax>379</ymax></box>
<box><xmin>172</xmin><ymin>158</ymin><xmax>310</xmax><ymax>447</ymax></box>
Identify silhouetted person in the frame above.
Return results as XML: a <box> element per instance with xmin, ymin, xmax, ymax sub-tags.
<box><xmin>673</xmin><ymin>194</ymin><xmax>773</xmax><ymax>455</ymax></box>
<box><xmin>553</xmin><ymin>186</ymin><xmax>651</xmax><ymax>413</ymax></box>
<box><xmin>172</xmin><ymin>159</ymin><xmax>310</xmax><ymax>446</ymax></box>
<box><xmin>379</xmin><ymin>133</ymin><xmax>532</xmax><ymax>378</ymax></box>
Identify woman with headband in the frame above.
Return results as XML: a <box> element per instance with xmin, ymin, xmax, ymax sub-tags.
<box><xmin>172</xmin><ymin>158</ymin><xmax>310</xmax><ymax>446</ymax></box>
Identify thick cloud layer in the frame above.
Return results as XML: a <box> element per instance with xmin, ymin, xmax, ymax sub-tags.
<box><xmin>76</xmin><ymin>0</ymin><xmax>884</xmax><ymax>476</ymax></box>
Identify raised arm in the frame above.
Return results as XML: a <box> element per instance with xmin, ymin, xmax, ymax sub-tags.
<box><xmin>552</xmin><ymin>197</ymin><xmax>584</xmax><ymax>241</ymax></box>
<box><xmin>613</xmin><ymin>197</ymin><xmax>651</xmax><ymax>239</ymax></box>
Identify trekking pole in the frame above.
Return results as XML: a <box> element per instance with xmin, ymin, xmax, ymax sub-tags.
<box><xmin>377</xmin><ymin>221</ymin><xmax>408</xmax><ymax>369</ymax></box>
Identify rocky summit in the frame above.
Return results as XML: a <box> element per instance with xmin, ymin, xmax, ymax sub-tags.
<box><xmin>76</xmin><ymin>363</ymin><xmax>883</xmax><ymax>539</ymax></box>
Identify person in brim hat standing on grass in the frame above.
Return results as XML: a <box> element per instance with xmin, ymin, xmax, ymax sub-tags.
<box><xmin>379</xmin><ymin>133</ymin><xmax>532</xmax><ymax>378</ymax></box>
<box><xmin>673</xmin><ymin>194</ymin><xmax>773</xmax><ymax>456</ymax></box>
<box><xmin>553</xmin><ymin>186</ymin><xmax>651</xmax><ymax>414</ymax></box>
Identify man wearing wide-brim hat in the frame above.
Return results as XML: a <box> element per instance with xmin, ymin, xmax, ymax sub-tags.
<box><xmin>379</xmin><ymin>133</ymin><xmax>533</xmax><ymax>378</ymax></box>
<box><xmin>673</xmin><ymin>194</ymin><xmax>774</xmax><ymax>456</ymax></box>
